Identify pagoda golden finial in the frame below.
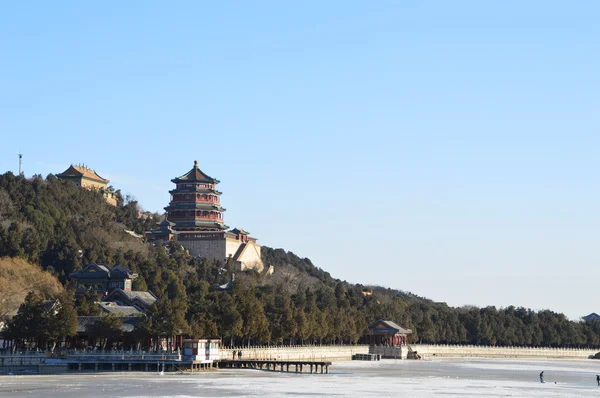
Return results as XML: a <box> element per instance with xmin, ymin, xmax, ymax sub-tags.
<box><xmin>194</xmin><ymin>160</ymin><xmax>198</xmax><ymax>168</ymax></box>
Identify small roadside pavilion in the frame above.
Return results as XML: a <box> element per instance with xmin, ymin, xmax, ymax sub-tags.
<box><xmin>366</xmin><ymin>320</ymin><xmax>412</xmax><ymax>346</ymax></box>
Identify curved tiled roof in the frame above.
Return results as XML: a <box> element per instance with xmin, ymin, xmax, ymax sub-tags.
<box><xmin>70</xmin><ymin>263</ymin><xmax>137</xmax><ymax>280</ymax></box>
<box><xmin>104</xmin><ymin>289</ymin><xmax>157</xmax><ymax>308</ymax></box>
<box><xmin>57</xmin><ymin>165</ymin><xmax>109</xmax><ymax>184</ymax></box>
<box><xmin>97</xmin><ymin>302</ymin><xmax>141</xmax><ymax>316</ymax></box>
<box><xmin>171</xmin><ymin>160</ymin><xmax>219</xmax><ymax>184</ymax></box>
<box><xmin>110</xmin><ymin>265</ymin><xmax>137</xmax><ymax>278</ymax></box>
<box><xmin>70</xmin><ymin>262</ymin><xmax>110</xmax><ymax>279</ymax></box>
<box><xmin>368</xmin><ymin>319</ymin><xmax>412</xmax><ymax>334</ymax></box>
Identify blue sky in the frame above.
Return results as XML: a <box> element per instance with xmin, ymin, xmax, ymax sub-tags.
<box><xmin>1</xmin><ymin>1</ymin><xmax>599</xmax><ymax>319</ymax></box>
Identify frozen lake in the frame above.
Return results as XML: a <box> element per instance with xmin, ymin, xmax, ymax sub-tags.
<box><xmin>3</xmin><ymin>357</ymin><xmax>600</xmax><ymax>397</ymax></box>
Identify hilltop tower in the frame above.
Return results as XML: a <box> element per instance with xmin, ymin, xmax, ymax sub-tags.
<box><xmin>164</xmin><ymin>160</ymin><xmax>228</xmax><ymax>232</ymax></box>
<box><xmin>163</xmin><ymin>161</ymin><xmax>264</xmax><ymax>272</ymax></box>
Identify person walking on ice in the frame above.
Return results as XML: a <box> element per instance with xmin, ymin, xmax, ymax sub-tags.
<box><xmin>539</xmin><ymin>371</ymin><xmax>544</xmax><ymax>383</ymax></box>
<box><xmin>596</xmin><ymin>374</ymin><xmax>599</xmax><ymax>386</ymax></box>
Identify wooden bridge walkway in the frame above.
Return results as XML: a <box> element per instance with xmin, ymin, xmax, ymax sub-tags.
<box><xmin>219</xmin><ymin>359</ymin><xmax>332</xmax><ymax>374</ymax></box>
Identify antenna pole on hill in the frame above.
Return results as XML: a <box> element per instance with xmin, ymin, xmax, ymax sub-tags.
<box><xmin>18</xmin><ymin>153</ymin><xmax>23</xmax><ymax>176</ymax></box>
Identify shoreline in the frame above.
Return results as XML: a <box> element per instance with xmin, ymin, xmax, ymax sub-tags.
<box><xmin>1</xmin><ymin>344</ymin><xmax>598</xmax><ymax>376</ymax></box>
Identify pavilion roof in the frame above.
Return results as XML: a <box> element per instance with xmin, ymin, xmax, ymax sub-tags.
<box><xmin>368</xmin><ymin>319</ymin><xmax>412</xmax><ymax>335</ymax></box>
<box><xmin>171</xmin><ymin>160</ymin><xmax>219</xmax><ymax>184</ymax></box>
<box><xmin>57</xmin><ymin>164</ymin><xmax>109</xmax><ymax>184</ymax></box>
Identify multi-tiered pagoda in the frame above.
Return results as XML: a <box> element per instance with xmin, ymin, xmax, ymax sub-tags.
<box><xmin>164</xmin><ymin>160</ymin><xmax>228</xmax><ymax>234</ymax></box>
<box><xmin>161</xmin><ymin>161</ymin><xmax>264</xmax><ymax>272</ymax></box>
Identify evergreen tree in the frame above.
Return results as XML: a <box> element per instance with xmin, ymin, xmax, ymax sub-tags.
<box><xmin>47</xmin><ymin>292</ymin><xmax>78</xmax><ymax>351</ymax></box>
<box><xmin>4</xmin><ymin>292</ymin><xmax>46</xmax><ymax>348</ymax></box>
<box><xmin>87</xmin><ymin>314</ymin><xmax>123</xmax><ymax>349</ymax></box>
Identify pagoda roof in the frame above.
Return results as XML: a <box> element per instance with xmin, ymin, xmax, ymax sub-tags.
<box><xmin>169</xmin><ymin>188</ymin><xmax>222</xmax><ymax>195</ymax></box>
<box><xmin>171</xmin><ymin>160</ymin><xmax>219</xmax><ymax>184</ymax></box>
<box><xmin>165</xmin><ymin>203</ymin><xmax>225</xmax><ymax>211</ymax></box>
<box><xmin>174</xmin><ymin>220</ymin><xmax>228</xmax><ymax>229</ymax></box>
<box><xmin>57</xmin><ymin>164</ymin><xmax>109</xmax><ymax>184</ymax></box>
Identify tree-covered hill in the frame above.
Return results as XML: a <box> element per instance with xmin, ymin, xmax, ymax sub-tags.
<box><xmin>0</xmin><ymin>171</ymin><xmax>155</xmax><ymax>283</ymax></box>
<box><xmin>2</xmin><ymin>171</ymin><xmax>600</xmax><ymax>348</ymax></box>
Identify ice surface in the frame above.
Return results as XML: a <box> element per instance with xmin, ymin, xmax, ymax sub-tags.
<box><xmin>2</xmin><ymin>358</ymin><xmax>600</xmax><ymax>397</ymax></box>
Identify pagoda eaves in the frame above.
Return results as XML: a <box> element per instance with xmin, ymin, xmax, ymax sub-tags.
<box><xmin>171</xmin><ymin>160</ymin><xmax>220</xmax><ymax>184</ymax></box>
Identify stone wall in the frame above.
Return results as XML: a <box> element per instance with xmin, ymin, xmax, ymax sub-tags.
<box><xmin>369</xmin><ymin>346</ymin><xmax>405</xmax><ymax>359</ymax></box>
<box><xmin>182</xmin><ymin>237</ymin><xmax>264</xmax><ymax>272</ymax></box>
<box><xmin>180</xmin><ymin>239</ymin><xmax>226</xmax><ymax>260</ymax></box>
<box><xmin>225</xmin><ymin>238</ymin><xmax>241</xmax><ymax>258</ymax></box>
<box><xmin>221</xmin><ymin>345</ymin><xmax>600</xmax><ymax>362</ymax></box>
<box><xmin>222</xmin><ymin>345</ymin><xmax>370</xmax><ymax>362</ymax></box>
<box><xmin>410</xmin><ymin>344</ymin><xmax>598</xmax><ymax>359</ymax></box>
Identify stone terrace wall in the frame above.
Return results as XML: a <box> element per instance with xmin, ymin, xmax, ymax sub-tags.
<box><xmin>369</xmin><ymin>346</ymin><xmax>405</xmax><ymax>359</ymax></box>
<box><xmin>222</xmin><ymin>345</ymin><xmax>370</xmax><ymax>362</ymax></box>
<box><xmin>222</xmin><ymin>345</ymin><xmax>600</xmax><ymax>361</ymax></box>
<box><xmin>411</xmin><ymin>344</ymin><xmax>598</xmax><ymax>359</ymax></box>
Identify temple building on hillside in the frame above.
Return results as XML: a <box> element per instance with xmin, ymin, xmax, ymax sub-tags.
<box><xmin>103</xmin><ymin>289</ymin><xmax>157</xmax><ymax>312</ymax></box>
<box><xmin>146</xmin><ymin>220</ymin><xmax>179</xmax><ymax>242</ymax></box>
<box><xmin>56</xmin><ymin>164</ymin><xmax>117</xmax><ymax>206</ymax></box>
<box><xmin>70</xmin><ymin>263</ymin><xmax>157</xmax><ymax>313</ymax></box>
<box><xmin>70</xmin><ymin>263</ymin><xmax>138</xmax><ymax>294</ymax></box>
<box><xmin>161</xmin><ymin>160</ymin><xmax>264</xmax><ymax>272</ymax></box>
<box><xmin>583</xmin><ymin>313</ymin><xmax>600</xmax><ymax>322</ymax></box>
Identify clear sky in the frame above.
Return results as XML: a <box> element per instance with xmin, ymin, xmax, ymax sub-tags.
<box><xmin>1</xmin><ymin>1</ymin><xmax>599</xmax><ymax>319</ymax></box>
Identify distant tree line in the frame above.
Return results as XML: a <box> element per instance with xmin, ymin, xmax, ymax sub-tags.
<box><xmin>2</xmin><ymin>171</ymin><xmax>600</xmax><ymax>349</ymax></box>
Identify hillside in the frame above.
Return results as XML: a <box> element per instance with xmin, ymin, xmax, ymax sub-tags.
<box><xmin>0</xmin><ymin>257</ymin><xmax>63</xmax><ymax>318</ymax></box>
<box><xmin>2</xmin><ymin>171</ymin><xmax>600</xmax><ymax>348</ymax></box>
<box><xmin>0</xmin><ymin>172</ymin><xmax>156</xmax><ymax>283</ymax></box>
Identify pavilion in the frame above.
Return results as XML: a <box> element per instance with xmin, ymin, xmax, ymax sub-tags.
<box><xmin>366</xmin><ymin>320</ymin><xmax>412</xmax><ymax>346</ymax></box>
